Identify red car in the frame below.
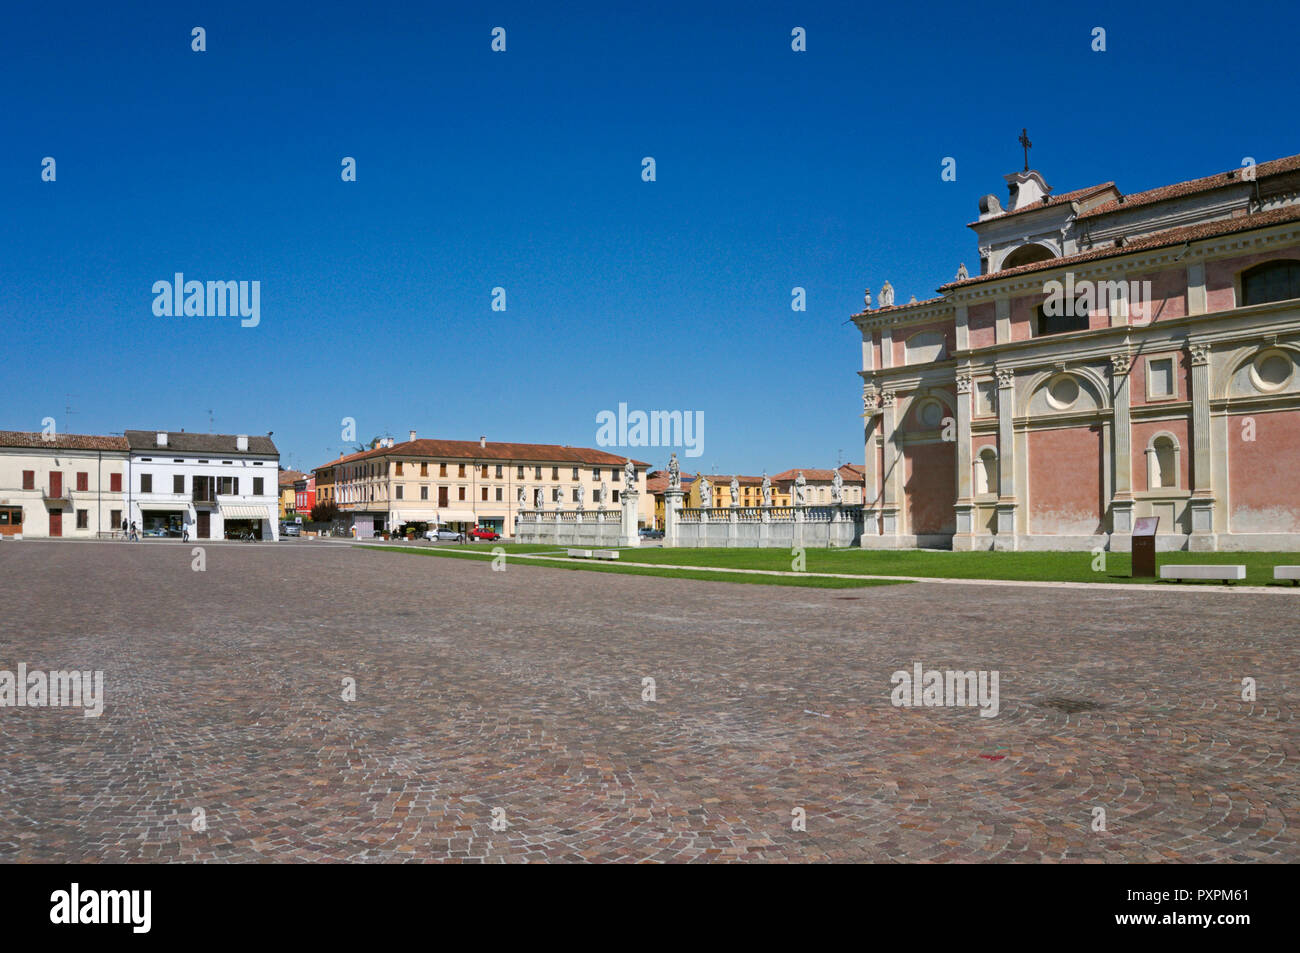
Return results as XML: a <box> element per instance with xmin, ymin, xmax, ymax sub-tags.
<box><xmin>468</xmin><ymin>526</ymin><xmax>501</xmax><ymax>541</ymax></box>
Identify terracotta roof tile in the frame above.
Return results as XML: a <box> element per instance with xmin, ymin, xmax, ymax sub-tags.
<box><xmin>1078</xmin><ymin>154</ymin><xmax>1300</xmax><ymax>220</ymax></box>
<box><xmin>0</xmin><ymin>431</ymin><xmax>129</xmax><ymax>452</ymax></box>
<box><xmin>125</xmin><ymin>430</ymin><xmax>278</xmax><ymax>455</ymax></box>
<box><xmin>314</xmin><ymin>439</ymin><xmax>650</xmax><ymax>473</ymax></box>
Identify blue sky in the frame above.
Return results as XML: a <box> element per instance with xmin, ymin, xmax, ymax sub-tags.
<box><xmin>2</xmin><ymin>0</ymin><xmax>1296</xmax><ymax>476</ymax></box>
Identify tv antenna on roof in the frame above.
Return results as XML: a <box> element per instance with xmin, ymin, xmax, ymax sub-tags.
<box><xmin>64</xmin><ymin>394</ymin><xmax>78</xmax><ymax>434</ymax></box>
<box><xmin>208</xmin><ymin>409</ymin><xmax>215</xmax><ymax>432</ymax></box>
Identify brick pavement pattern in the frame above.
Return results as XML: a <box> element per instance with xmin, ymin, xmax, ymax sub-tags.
<box><xmin>0</xmin><ymin>541</ymin><xmax>1295</xmax><ymax>862</ymax></box>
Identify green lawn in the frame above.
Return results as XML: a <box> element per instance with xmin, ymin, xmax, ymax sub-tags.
<box><xmin>357</xmin><ymin>544</ymin><xmax>905</xmax><ymax>589</ymax></box>
<box><xmin>362</xmin><ymin>542</ymin><xmax>1300</xmax><ymax>587</ymax></box>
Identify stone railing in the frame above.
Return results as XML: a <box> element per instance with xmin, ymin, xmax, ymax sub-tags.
<box><xmin>664</xmin><ymin>501</ymin><xmax>866</xmax><ymax>548</ymax></box>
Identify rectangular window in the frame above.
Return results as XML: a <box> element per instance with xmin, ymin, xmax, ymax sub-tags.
<box><xmin>420</xmin><ymin>486</ymin><xmax>428</xmax><ymax>500</ymax></box>
<box><xmin>170</xmin><ymin>474</ymin><xmax>184</xmax><ymax>493</ymax></box>
<box><xmin>1148</xmin><ymin>357</ymin><xmax>1175</xmax><ymax>399</ymax></box>
<box><xmin>110</xmin><ymin>473</ymin><xmax>122</xmax><ymax>492</ymax></box>
<box><xmin>552</xmin><ymin>467</ymin><xmax>559</xmax><ymax>480</ymax></box>
<box><xmin>613</xmin><ymin>490</ymin><xmax>620</xmax><ymax>503</ymax></box>
<box><xmin>572</xmin><ymin>488</ymin><xmax>580</xmax><ymax>502</ymax></box>
<box><xmin>481</xmin><ymin>487</ymin><xmax>488</xmax><ymax>501</ymax></box>
<box><xmin>516</xmin><ymin>466</ymin><xmax>524</xmax><ymax>479</ymax></box>
<box><xmin>22</xmin><ymin>470</ymin><xmax>34</xmax><ymax>490</ymax></box>
<box><xmin>111</xmin><ymin>508</ymin><xmax>121</xmax><ymax>527</ymax></box>
<box><xmin>440</xmin><ymin>463</ymin><xmax>447</xmax><ymax>477</ymax></box>
<box><xmin>481</xmin><ymin>465</ymin><xmax>488</xmax><ymax>478</ymax></box>
<box><xmin>534</xmin><ymin>466</ymin><xmax>542</xmax><ymax>479</ymax></box>
<box><xmin>495</xmin><ymin>465</ymin><xmax>502</xmax><ymax>478</ymax></box>
<box><xmin>571</xmin><ymin>467</ymin><xmax>579</xmax><ymax>480</ymax></box>
<box><xmin>253</xmin><ymin>477</ymin><xmax>264</xmax><ymax>495</ymax></box>
<box><xmin>458</xmin><ymin>464</ymin><xmax>466</xmax><ymax>477</ymax></box>
<box><xmin>141</xmin><ymin>473</ymin><xmax>153</xmax><ymax>493</ymax></box>
<box><xmin>592</xmin><ymin>469</ymin><xmax>600</xmax><ymax>481</ymax></box>
<box><xmin>396</xmin><ymin>485</ymin><xmax>404</xmax><ymax>499</ymax></box>
<box><xmin>76</xmin><ymin>509</ymin><xmax>88</xmax><ymax>529</ymax></box>
<box><xmin>395</xmin><ymin>461</ymin><xmax>403</xmax><ymax>476</ymax></box>
<box><xmin>458</xmin><ymin>487</ymin><xmax>466</xmax><ymax>501</ymax></box>
<box><xmin>420</xmin><ymin>462</ymin><xmax>428</xmax><ymax>477</ymax></box>
<box><xmin>495</xmin><ymin>487</ymin><xmax>502</xmax><ymax>501</ymax></box>
<box><xmin>77</xmin><ymin>472</ymin><xmax>89</xmax><ymax>491</ymax></box>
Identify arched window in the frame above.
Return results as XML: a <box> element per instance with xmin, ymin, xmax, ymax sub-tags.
<box><xmin>975</xmin><ymin>448</ymin><xmax>998</xmax><ymax>496</ymax></box>
<box><xmin>1242</xmin><ymin>260</ymin><xmax>1300</xmax><ymax>306</ymax></box>
<box><xmin>1146</xmin><ymin>434</ymin><xmax>1180</xmax><ymax>490</ymax></box>
<box><xmin>1002</xmin><ymin>244</ymin><xmax>1056</xmax><ymax>270</ymax></box>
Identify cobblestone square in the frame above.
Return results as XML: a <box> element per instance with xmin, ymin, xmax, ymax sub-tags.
<box><xmin>0</xmin><ymin>540</ymin><xmax>1295</xmax><ymax>862</ymax></box>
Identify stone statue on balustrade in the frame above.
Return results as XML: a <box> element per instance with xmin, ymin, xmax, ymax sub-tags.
<box><xmin>518</xmin><ymin>486</ymin><xmax>527</xmax><ymax>506</ymax></box>
<box><xmin>698</xmin><ymin>475</ymin><xmax>712</xmax><ymax>508</ymax></box>
<box><xmin>761</xmin><ymin>472</ymin><xmax>772</xmax><ymax>506</ymax></box>
<box><xmin>535</xmin><ymin>487</ymin><xmax>544</xmax><ymax>510</ymax></box>
<box><xmin>624</xmin><ymin>458</ymin><xmax>636</xmax><ymax>492</ymax></box>
<box><xmin>794</xmin><ymin>471</ymin><xmax>807</xmax><ymax>506</ymax></box>
<box><xmin>831</xmin><ymin>468</ymin><xmax>843</xmax><ymax>503</ymax></box>
<box><xmin>576</xmin><ymin>483</ymin><xmax>585</xmax><ymax>508</ymax></box>
<box><xmin>730</xmin><ymin>475</ymin><xmax>739</xmax><ymax>505</ymax></box>
<box><xmin>599</xmin><ymin>481</ymin><xmax>609</xmax><ymax>509</ymax></box>
<box><xmin>668</xmin><ymin>452</ymin><xmax>681</xmax><ymax>489</ymax></box>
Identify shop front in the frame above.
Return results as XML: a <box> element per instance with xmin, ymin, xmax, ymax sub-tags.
<box><xmin>0</xmin><ymin>505</ymin><xmax>24</xmax><ymax>537</ymax></box>
<box><xmin>221</xmin><ymin>504</ymin><xmax>274</xmax><ymax>540</ymax></box>
<box><xmin>141</xmin><ymin>508</ymin><xmax>185</xmax><ymax>538</ymax></box>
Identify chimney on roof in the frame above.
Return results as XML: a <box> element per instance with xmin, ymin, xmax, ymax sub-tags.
<box><xmin>155</xmin><ymin>432</ymin><xmax>168</xmax><ymax>447</ymax></box>
<box><xmin>236</xmin><ymin>434</ymin><xmax>249</xmax><ymax>451</ymax></box>
<box><xmin>479</xmin><ymin>435</ymin><xmax>486</xmax><ymax>448</ymax></box>
<box><xmin>409</xmin><ymin>430</ymin><xmax>416</xmax><ymax>442</ymax></box>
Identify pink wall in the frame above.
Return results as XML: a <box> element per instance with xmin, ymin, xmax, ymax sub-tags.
<box><xmin>1142</xmin><ymin>266</ymin><xmax>1186</xmax><ymax>322</ymax></box>
<box><xmin>968</xmin><ymin>303</ymin><xmax>996</xmax><ymax>349</ymax></box>
<box><xmin>1028</xmin><ymin>426</ymin><xmax>1105</xmax><ymax>535</ymax></box>
<box><xmin>1010</xmin><ymin>295</ymin><xmax>1037</xmax><ymax>342</ymax></box>
<box><xmin>1131</xmin><ymin>418</ymin><xmax>1190</xmax><ymax>491</ymax></box>
<box><xmin>904</xmin><ymin>442</ymin><xmax>955</xmax><ymax>534</ymax></box>
<box><xmin>1228</xmin><ymin>409</ymin><xmax>1300</xmax><ymax>533</ymax></box>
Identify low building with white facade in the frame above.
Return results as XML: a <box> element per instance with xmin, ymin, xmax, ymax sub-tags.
<box><xmin>125</xmin><ymin>430</ymin><xmax>280</xmax><ymax>540</ymax></box>
<box><xmin>0</xmin><ymin>431</ymin><xmax>129</xmax><ymax>538</ymax></box>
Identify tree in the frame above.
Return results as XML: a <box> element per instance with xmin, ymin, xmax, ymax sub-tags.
<box><xmin>310</xmin><ymin>501</ymin><xmax>340</xmax><ymax>523</ymax></box>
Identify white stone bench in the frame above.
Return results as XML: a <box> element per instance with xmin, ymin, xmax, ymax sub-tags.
<box><xmin>1160</xmin><ymin>564</ymin><xmax>1246</xmax><ymax>584</ymax></box>
<box><xmin>1273</xmin><ymin>566</ymin><xmax>1300</xmax><ymax>584</ymax></box>
<box><xmin>566</xmin><ymin>548</ymin><xmax>619</xmax><ymax>560</ymax></box>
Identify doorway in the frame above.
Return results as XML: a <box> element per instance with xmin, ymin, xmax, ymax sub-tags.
<box><xmin>49</xmin><ymin>509</ymin><xmax>62</xmax><ymax>537</ymax></box>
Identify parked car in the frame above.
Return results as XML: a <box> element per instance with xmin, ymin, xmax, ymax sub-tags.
<box><xmin>639</xmin><ymin>528</ymin><xmax>664</xmax><ymax>540</ymax></box>
<box><xmin>424</xmin><ymin>527</ymin><xmax>465</xmax><ymax>542</ymax></box>
<box><xmin>280</xmin><ymin>523</ymin><xmax>301</xmax><ymax>537</ymax></box>
<box><xmin>468</xmin><ymin>526</ymin><xmax>501</xmax><ymax>541</ymax></box>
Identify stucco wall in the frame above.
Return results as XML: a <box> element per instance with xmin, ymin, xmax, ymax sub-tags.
<box><xmin>1028</xmin><ymin>426</ymin><xmax>1105</xmax><ymax>535</ymax></box>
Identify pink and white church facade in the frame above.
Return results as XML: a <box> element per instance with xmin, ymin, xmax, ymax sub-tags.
<box><xmin>854</xmin><ymin>152</ymin><xmax>1300</xmax><ymax>551</ymax></box>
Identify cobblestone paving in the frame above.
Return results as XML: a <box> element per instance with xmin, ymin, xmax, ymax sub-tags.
<box><xmin>0</xmin><ymin>540</ymin><xmax>1295</xmax><ymax>863</ymax></box>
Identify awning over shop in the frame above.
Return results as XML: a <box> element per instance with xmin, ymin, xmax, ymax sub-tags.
<box><xmin>221</xmin><ymin>505</ymin><xmax>272</xmax><ymax>519</ymax></box>
<box><xmin>139</xmin><ymin>505</ymin><xmax>186</xmax><ymax>511</ymax></box>
<box><xmin>436</xmin><ymin>509</ymin><xmax>477</xmax><ymax>523</ymax></box>
<box><xmin>390</xmin><ymin>510</ymin><xmax>438</xmax><ymax>523</ymax></box>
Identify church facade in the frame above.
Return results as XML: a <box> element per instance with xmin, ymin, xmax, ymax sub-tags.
<box><xmin>854</xmin><ymin>151</ymin><xmax>1300</xmax><ymax>551</ymax></box>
